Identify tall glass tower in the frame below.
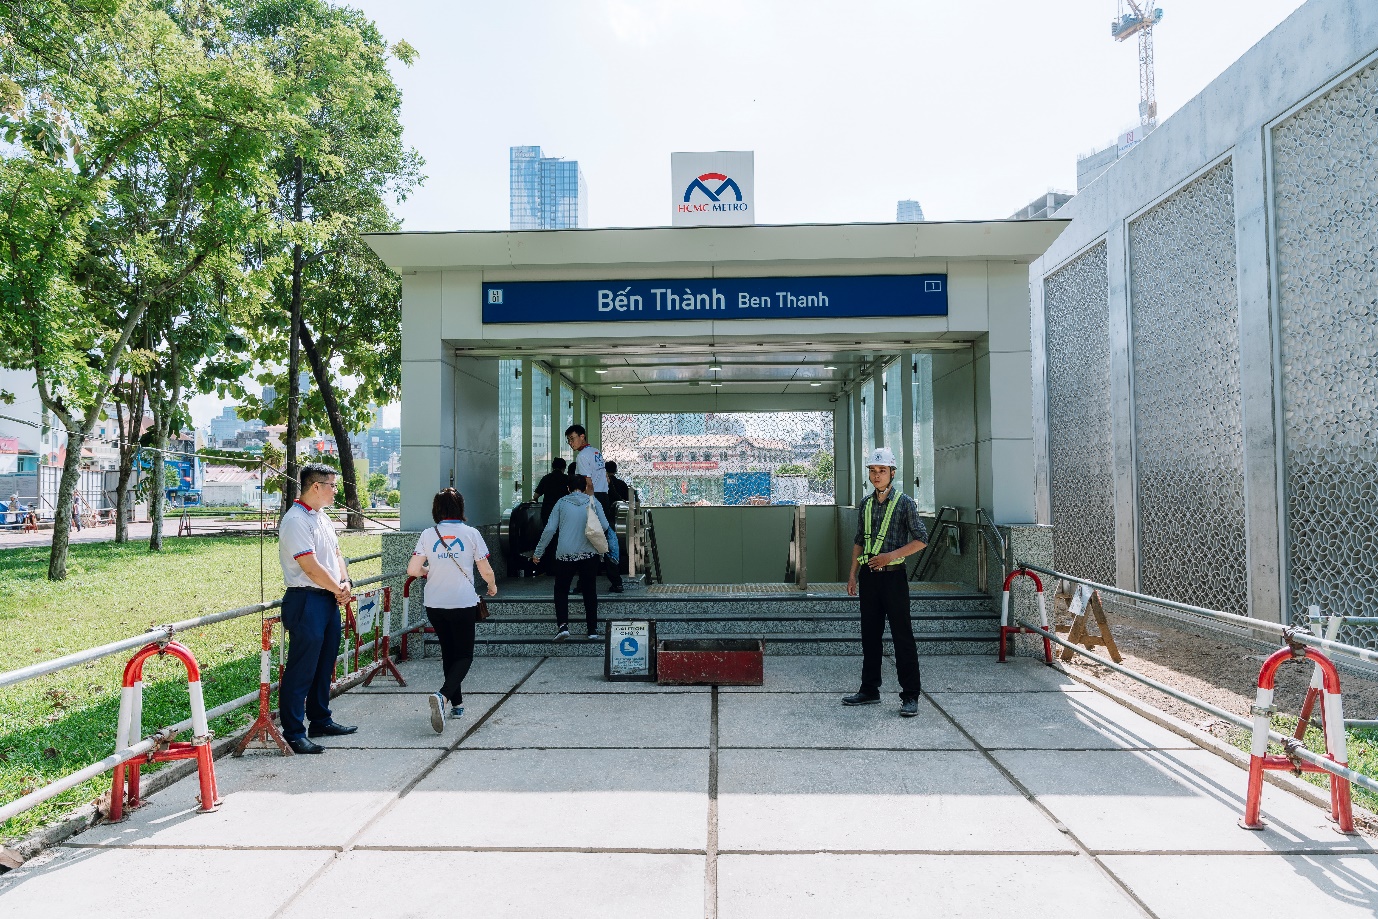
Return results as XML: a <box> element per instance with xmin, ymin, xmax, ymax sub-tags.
<box><xmin>896</xmin><ymin>199</ymin><xmax>925</xmax><ymax>222</ymax></box>
<box><xmin>510</xmin><ymin>146</ymin><xmax>588</xmax><ymax>229</ymax></box>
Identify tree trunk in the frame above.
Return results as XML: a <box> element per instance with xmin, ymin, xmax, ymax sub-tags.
<box><xmin>47</xmin><ymin>429</ymin><xmax>86</xmax><ymax>580</ymax></box>
<box><xmin>113</xmin><ymin>379</ymin><xmax>144</xmax><ymax>544</ymax></box>
<box><xmin>114</xmin><ymin>448</ymin><xmax>135</xmax><ymax>544</ymax></box>
<box><xmin>300</xmin><ymin>321</ymin><xmax>364</xmax><ymax>529</ymax></box>
<box><xmin>147</xmin><ymin>417</ymin><xmax>169</xmax><ymax>552</ymax></box>
<box><xmin>283</xmin><ymin>154</ymin><xmax>304</xmax><ymax>510</ymax></box>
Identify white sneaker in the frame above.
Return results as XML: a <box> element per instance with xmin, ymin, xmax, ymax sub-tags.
<box><xmin>554</xmin><ymin>627</ymin><xmax>570</xmax><ymax>642</ymax></box>
<box><xmin>587</xmin><ymin>631</ymin><xmax>601</xmax><ymax>640</ymax></box>
<box><xmin>429</xmin><ymin>692</ymin><xmax>446</xmax><ymax>733</ymax></box>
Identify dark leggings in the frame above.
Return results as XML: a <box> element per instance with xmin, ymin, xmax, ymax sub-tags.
<box><xmin>554</xmin><ymin>556</ymin><xmax>601</xmax><ymax>631</ymax></box>
<box><xmin>427</xmin><ymin>605</ymin><xmax>477</xmax><ymax>703</ymax></box>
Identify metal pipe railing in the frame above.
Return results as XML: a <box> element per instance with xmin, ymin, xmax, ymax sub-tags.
<box><xmin>1012</xmin><ymin>615</ymin><xmax>1378</xmax><ymax>797</ymax></box>
<box><xmin>0</xmin><ymin>560</ymin><xmax>395</xmax><ymax>689</ymax></box>
<box><xmin>1016</xmin><ymin>562</ymin><xmax>1378</xmax><ymax>667</ymax></box>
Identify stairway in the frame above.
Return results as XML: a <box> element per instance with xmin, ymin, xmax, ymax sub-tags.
<box><xmin>417</xmin><ymin>580</ymin><xmax>1000</xmax><ymax>658</ymax></box>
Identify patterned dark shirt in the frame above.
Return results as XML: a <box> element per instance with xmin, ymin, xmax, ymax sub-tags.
<box><xmin>853</xmin><ymin>490</ymin><xmax>929</xmax><ymax>561</ymax></box>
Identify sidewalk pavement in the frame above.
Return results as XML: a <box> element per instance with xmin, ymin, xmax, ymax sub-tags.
<box><xmin>0</xmin><ymin>655</ymin><xmax>1373</xmax><ymax>918</ymax></box>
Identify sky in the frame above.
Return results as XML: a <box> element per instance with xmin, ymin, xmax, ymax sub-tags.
<box><xmin>190</xmin><ymin>0</ymin><xmax>1308</xmax><ymax>429</ymax></box>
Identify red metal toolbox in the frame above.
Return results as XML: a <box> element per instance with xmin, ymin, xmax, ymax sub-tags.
<box><xmin>656</xmin><ymin>638</ymin><xmax>764</xmax><ymax>686</ymax></box>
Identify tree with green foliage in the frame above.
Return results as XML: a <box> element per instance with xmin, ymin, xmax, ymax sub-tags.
<box><xmin>367</xmin><ymin>472</ymin><xmax>387</xmax><ymax>501</ymax></box>
<box><xmin>223</xmin><ymin>0</ymin><xmax>420</xmax><ymax>528</ymax></box>
<box><xmin>1</xmin><ymin>0</ymin><xmax>297</xmax><ymax>578</ymax></box>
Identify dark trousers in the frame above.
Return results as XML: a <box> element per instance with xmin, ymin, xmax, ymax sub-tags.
<box><xmin>427</xmin><ymin>605</ymin><xmax>477</xmax><ymax>703</ymax></box>
<box><xmin>596</xmin><ymin>493</ymin><xmax>622</xmax><ymax>588</ymax></box>
<box><xmin>279</xmin><ymin>589</ymin><xmax>341</xmax><ymax>740</ymax></box>
<box><xmin>858</xmin><ymin>567</ymin><xmax>922</xmax><ymax>700</ymax></box>
<box><xmin>554</xmin><ymin>556</ymin><xmax>601</xmax><ymax>631</ymax></box>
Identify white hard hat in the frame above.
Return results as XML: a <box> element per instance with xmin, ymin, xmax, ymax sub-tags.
<box><xmin>865</xmin><ymin>447</ymin><xmax>897</xmax><ymax>468</ymax></box>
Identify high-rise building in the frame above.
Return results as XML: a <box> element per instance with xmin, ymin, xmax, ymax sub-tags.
<box><xmin>510</xmin><ymin>145</ymin><xmax>588</xmax><ymax>230</ymax></box>
<box><xmin>896</xmin><ymin>200</ymin><xmax>925</xmax><ymax>222</ymax></box>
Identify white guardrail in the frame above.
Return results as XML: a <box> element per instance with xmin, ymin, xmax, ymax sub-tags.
<box><xmin>0</xmin><ymin>553</ymin><xmax>399</xmax><ymax>826</ymax></box>
<box><xmin>1013</xmin><ymin>561</ymin><xmax>1378</xmax><ymax>799</ymax></box>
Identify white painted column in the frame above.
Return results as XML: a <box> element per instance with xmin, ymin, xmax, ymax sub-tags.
<box><xmin>400</xmin><ymin>273</ymin><xmax>457</xmax><ymax>531</ymax></box>
<box><xmin>520</xmin><ymin>360</ymin><xmax>532</xmax><ymax>503</ymax></box>
<box><xmin>901</xmin><ymin>354</ymin><xmax>915</xmax><ymax>499</ymax></box>
<box><xmin>1105</xmin><ymin>220</ymin><xmax>1140</xmax><ymax>591</ymax></box>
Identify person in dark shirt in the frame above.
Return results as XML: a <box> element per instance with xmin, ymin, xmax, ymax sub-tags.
<box><xmin>605</xmin><ymin>460</ymin><xmax>631</xmax><ymax>504</ymax></box>
<box><xmin>532</xmin><ymin>458</ymin><xmax>569</xmax><ymax>576</ymax></box>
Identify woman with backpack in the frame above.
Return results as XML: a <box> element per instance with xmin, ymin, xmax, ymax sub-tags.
<box><xmin>406</xmin><ymin>488</ymin><xmax>497</xmax><ymax>733</ymax></box>
<box><xmin>532</xmin><ymin>473</ymin><xmax>618</xmax><ymax>642</ymax></box>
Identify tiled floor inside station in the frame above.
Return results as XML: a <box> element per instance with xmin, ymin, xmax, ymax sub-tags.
<box><xmin>1</xmin><ymin>655</ymin><xmax>1374</xmax><ymax>918</ymax></box>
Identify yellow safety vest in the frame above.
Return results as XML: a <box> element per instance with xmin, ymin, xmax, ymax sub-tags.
<box><xmin>860</xmin><ymin>490</ymin><xmax>903</xmax><ymax>566</ymax></box>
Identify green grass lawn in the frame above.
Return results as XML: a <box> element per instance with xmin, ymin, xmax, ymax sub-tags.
<box><xmin>1226</xmin><ymin>714</ymin><xmax>1378</xmax><ymax>816</ymax></box>
<box><xmin>0</xmin><ymin>534</ymin><xmax>384</xmax><ymax>840</ymax></box>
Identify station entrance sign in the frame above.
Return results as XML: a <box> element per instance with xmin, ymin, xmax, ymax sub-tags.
<box><xmin>605</xmin><ymin>620</ymin><xmax>657</xmax><ymax>682</ymax></box>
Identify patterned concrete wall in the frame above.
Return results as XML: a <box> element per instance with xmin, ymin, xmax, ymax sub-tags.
<box><xmin>1272</xmin><ymin>59</ymin><xmax>1378</xmax><ymax>636</ymax></box>
<box><xmin>1042</xmin><ymin>243</ymin><xmax>1116</xmax><ymax>585</ymax></box>
<box><xmin>1128</xmin><ymin>160</ymin><xmax>1249</xmax><ymax>613</ymax></box>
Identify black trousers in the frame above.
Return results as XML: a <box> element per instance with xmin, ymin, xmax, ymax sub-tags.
<box><xmin>554</xmin><ymin>556</ymin><xmax>601</xmax><ymax>631</ymax></box>
<box><xmin>595</xmin><ymin>493</ymin><xmax>622</xmax><ymax>588</ymax></box>
<box><xmin>858</xmin><ymin>566</ymin><xmax>922</xmax><ymax>699</ymax></box>
<box><xmin>427</xmin><ymin>605</ymin><xmax>477</xmax><ymax>703</ymax></box>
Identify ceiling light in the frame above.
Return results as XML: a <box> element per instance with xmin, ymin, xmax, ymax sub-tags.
<box><xmin>810</xmin><ymin>382</ymin><xmax>822</xmax><ymax>387</ymax></box>
<box><xmin>611</xmin><ymin>384</ymin><xmax>624</xmax><ymax>389</ymax></box>
<box><xmin>594</xmin><ymin>369</ymin><xmax>609</xmax><ymax>374</ymax></box>
<box><xmin>823</xmin><ymin>365</ymin><xmax>837</xmax><ymax>371</ymax></box>
<box><xmin>708</xmin><ymin>362</ymin><xmax>722</xmax><ymax>373</ymax></box>
<box><xmin>710</xmin><ymin>382</ymin><xmax>723</xmax><ymax>387</ymax></box>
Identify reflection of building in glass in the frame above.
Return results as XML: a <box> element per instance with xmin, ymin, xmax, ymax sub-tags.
<box><xmin>510</xmin><ymin>145</ymin><xmax>588</xmax><ymax>230</ymax></box>
<box><xmin>602</xmin><ymin>412</ymin><xmax>835</xmax><ymax>506</ymax></box>
<box><xmin>498</xmin><ymin>359</ymin><xmax>523</xmax><ymax>510</ymax></box>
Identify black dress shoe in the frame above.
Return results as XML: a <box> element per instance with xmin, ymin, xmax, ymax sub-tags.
<box><xmin>307</xmin><ymin>721</ymin><xmax>358</xmax><ymax>737</ymax></box>
<box><xmin>287</xmin><ymin>737</ymin><xmax>325</xmax><ymax>754</ymax></box>
<box><xmin>841</xmin><ymin>692</ymin><xmax>881</xmax><ymax>706</ymax></box>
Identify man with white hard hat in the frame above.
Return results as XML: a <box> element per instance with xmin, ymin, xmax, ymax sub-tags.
<box><xmin>844</xmin><ymin>446</ymin><xmax>929</xmax><ymax>717</ymax></box>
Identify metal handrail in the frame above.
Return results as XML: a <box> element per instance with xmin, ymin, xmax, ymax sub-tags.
<box><xmin>1016</xmin><ymin>562</ymin><xmax>1378</xmax><ymax>668</ymax></box>
<box><xmin>975</xmin><ymin>508</ymin><xmax>1009</xmax><ymax>579</ymax></box>
<box><xmin>910</xmin><ymin>505</ymin><xmax>959</xmax><ymax>582</ymax></box>
<box><xmin>0</xmin><ymin>556</ymin><xmax>395</xmax><ymax>689</ymax></box>
<box><xmin>1013</xmin><ymin>615</ymin><xmax>1378</xmax><ymax>797</ymax></box>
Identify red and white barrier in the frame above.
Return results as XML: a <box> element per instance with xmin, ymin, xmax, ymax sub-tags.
<box><xmin>234</xmin><ymin>616</ymin><xmax>291</xmax><ymax>757</ymax></box>
<box><xmin>1293</xmin><ymin>612</ymin><xmax>1344</xmax><ymax>742</ymax></box>
<box><xmin>399</xmin><ymin>575</ymin><xmax>433</xmax><ymax>662</ymax></box>
<box><xmin>108</xmin><ymin>640</ymin><xmax>220</xmax><ymax>822</ymax></box>
<box><xmin>1240</xmin><ymin>643</ymin><xmax>1355</xmax><ymax>834</ymax></box>
<box><xmin>998</xmin><ymin>568</ymin><xmax>1053</xmax><ymax>664</ymax></box>
<box><xmin>343</xmin><ymin>586</ymin><xmax>405</xmax><ymax>687</ymax></box>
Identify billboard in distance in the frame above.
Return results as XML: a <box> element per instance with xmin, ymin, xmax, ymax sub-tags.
<box><xmin>672</xmin><ymin>151</ymin><xmax>754</xmax><ymax>227</ymax></box>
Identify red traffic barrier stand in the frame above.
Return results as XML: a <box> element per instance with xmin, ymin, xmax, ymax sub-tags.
<box><xmin>1240</xmin><ymin>636</ymin><xmax>1355</xmax><ymax>834</ymax></box>
<box><xmin>999</xmin><ymin>568</ymin><xmax>1053</xmax><ymax>664</ymax></box>
<box><xmin>108</xmin><ymin>640</ymin><xmax>221</xmax><ymax>822</ymax></box>
<box><xmin>351</xmin><ymin>586</ymin><xmax>405</xmax><ymax>687</ymax></box>
<box><xmin>1293</xmin><ymin>614</ymin><xmax>1344</xmax><ymax>742</ymax></box>
<box><xmin>399</xmin><ymin>575</ymin><xmax>434</xmax><ymax>663</ymax></box>
<box><xmin>234</xmin><ymin>616</ymin><xmax>291</xmax><ymax>757</ymax></box>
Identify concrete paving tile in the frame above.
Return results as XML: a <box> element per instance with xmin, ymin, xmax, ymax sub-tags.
<box><xmin>310</xmin><ymin>692</ymin><xmax>504</xmax><ymax>748</ymax></box>
<box><xmin>0</xmin><ymin>847</ymin><xmax>331</xmax><ymax>919</ymax></box>
<box><xmin>358</xmin><ymin>747</ymin><xmax>708</xmax><ymax>850</ymax></box>
<box><xmin>994</xmin><ymin>748</ymin><xmax>1378</xmax><ymax>853</ymax></box>
<box><xmin>465</xmin><ymin>692</ymin><xmax>711</xmax><ymax>748</ymax></box>
<box><xmin>70</xmin><ymin>747</ymin><xmax>438</xmax><ymax>849</ymax></box>
<box><xmin>354</xmin><ymin>656</ymin><xmax>538</xmax><ymax>694</ymax></box>
<box><xmin>932</xmin><ymin>687</ymin><xmax>1196</xmax><ymax>749</ymax></box>
<box><xmin>280</xmin><ymin>850</ymin><xmax>705</xmax><ymax>919</ymax></box>
<box><xmin>1102</xmin><ymin>854</ymin><xmax>1378</xmax><ymax>919</ymax></box>
<box><xmin>718</xmin><ymin>693</ymin><xmax>973</xmax><ymax>749</ymax></box>
<box><xmin>918</xmin><ymin>655</ymin><xmax>1087</xmax><ymax>692</ymax></box>
<box><xmin>716</xmin><ymin>749</ymin><xmax>1073</xmax><ymax>852</ymax></box>
<box><xmin>719</xmin><ymin>655</ymin><xmax>867</xmax><ymax>692</ymax></box>
<box><xmin>719</xmin><ymin>853</ymin><xmax>1145</xmax><ymax>919</ymax></box>
<box><xmin>519</xmin><ymin>655</ymin><xmax>710</xmax><ymax>692</ymax></box>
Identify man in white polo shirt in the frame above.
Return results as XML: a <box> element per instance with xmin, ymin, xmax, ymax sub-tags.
<box><xmin>565</xmin><ymin>424</ymin><xmax>622</xmax><ymax>593</ymax></box>
<box><xmin>278</xmin><ymin>463</ymin><xmax>358</xmax><ymax>754</ymax></box>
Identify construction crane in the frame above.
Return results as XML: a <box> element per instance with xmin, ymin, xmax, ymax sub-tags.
<box><xmin>1111</xmin><ymin>2</ymin><xmax>1165</xmax><ymax>129</ymax></box>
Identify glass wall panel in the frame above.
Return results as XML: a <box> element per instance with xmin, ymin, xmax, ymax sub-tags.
<box><xmin>861</xmin><ymin>378</ymin><xmax>875</xmax><ymax>456</ymax></box>
<box><xmin>531</xmin><ymin>364</ymin><xmax>552</xmax><ymax>479</ymax></box>
<box><xmin>498</xmin><ymin>359</ymin><xmax>523</xmax><ymax>511</ymax></box>
<box><xmin>883</xmin><ymin>360</ymin><xmax>902</xmax><ymax>461</ymax></box>
<box><xmin>558</xmin><ymin>378</ymin><xmax>574</xmax><ymax>451</ymax></box>
<box><xmin>912</xmin><ymin>354</ymin><xmax>935</xmax><ymax>512</ymax></box>
<box><xmin>600</xmin><ymin>412</ymin><xmax>834</xmax><ymax>506</ymax></box>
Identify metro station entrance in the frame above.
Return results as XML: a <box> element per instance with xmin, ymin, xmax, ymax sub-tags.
<box><xmin>366</xmin><ymin>219</ymin><xmax>1066</xmax><ymax>651</ymax></box>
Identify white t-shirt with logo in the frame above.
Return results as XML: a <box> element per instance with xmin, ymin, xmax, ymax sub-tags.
<box><xmin>413</xmin><ymin>521</ymin><xmax>490</xmax><ymax>609</ymax></box>
<box><xmin>575</xmin><ymin>444</ymin><xmax>609</xmax><ymax>493</ymax></box>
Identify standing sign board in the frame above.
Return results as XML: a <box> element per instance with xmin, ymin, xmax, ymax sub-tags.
<box><xmin>605</xmin><ymin>620</ymin><xmax>657</xmax><ymax>682</ymax></box>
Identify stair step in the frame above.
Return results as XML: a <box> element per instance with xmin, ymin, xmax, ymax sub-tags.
<box><xmin>424</xmin><ymin>631</ymin><xmax>1001</xmax><ymax>658</ymax></box>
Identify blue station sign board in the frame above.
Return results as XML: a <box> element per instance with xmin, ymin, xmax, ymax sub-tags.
<box><xmin>481</xmin><ymin>274</ymin><xmax>947</xmax><ymax>324</ymax></box>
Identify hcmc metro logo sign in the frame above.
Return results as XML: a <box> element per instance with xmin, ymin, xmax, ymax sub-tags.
<box><xmin>672</xmin><ymin>151</ymin><xmax>754</xmax><ymax>226</ymax></box>
<box><xmin>679</xmin><ymin>173</ymin><xmax>748</xmax><ymax>216</ymax></box>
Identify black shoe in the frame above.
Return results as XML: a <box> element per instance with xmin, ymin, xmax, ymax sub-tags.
<box><xmin>307</xmin><ymin>721</ymin><xmax>358</xmax><ymax>737</ymax></box>
<box><xmin>287</xmin><ymin>737</ymin><xmax>325</xmax><ymax>754</ymax></box>
<box><xmin>609</xmin><ymin>583</ymin><xmax>624</xmax><ymax>593</ymax></box>
<box><xmin>841</xmin><ymin>692</ymin><xmax>881</xmax><ymax>706</ymax></box>
<box><xmin>900</xmin><ymin>697</ymin><xmax>920</xmax><ymax>718</ymax></box>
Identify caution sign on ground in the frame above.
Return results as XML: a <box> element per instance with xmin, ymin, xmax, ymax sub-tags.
<box><xmin>605</xmin><ymin>620</ymin><xmax>657</xmax><ymax>682</ymax></box>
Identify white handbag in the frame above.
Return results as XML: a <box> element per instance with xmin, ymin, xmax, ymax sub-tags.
<box><xmin>584</xmin><ymin>501</ymin><xmax>610</xmax><ymax>555</ymax></box>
